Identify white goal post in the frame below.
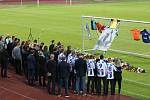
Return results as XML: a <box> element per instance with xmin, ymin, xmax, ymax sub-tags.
<box><xmin>19</xmin><ymin>0</ymin><xmax>72</xmax><ymax>7</ymax></box>
<box><xmin>81</xmin><ymin>16</ymin><xmax>150</xmax><ymax>58</ymax></box>
<box><xmin>66</xmin><ymin>0</ymin><xmax>72</xmax><ymax>5</ymax></box>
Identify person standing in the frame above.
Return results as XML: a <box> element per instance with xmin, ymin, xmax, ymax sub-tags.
<box><xmin>66</xmin><ymin>46</ymin><xmax>71</xmax><ymax>57</ymax></box>
<box><xmin>86</xmin><ymin>55</ymin><xmax>95</xmax><ymax>94</ymax></box>
<box><xmin>21</xmin><ymin>42</ymin><xmax>30</xmax><ymax>79</ymax></box>
<box><xmin>27</xmin><ymin>50</ymin><xmax>36</xmax><ymax>86</ymax></box>
<box><xmin>0</xmin><ymin>36</ymin><xmax>4</xmax><ymax>52</ymax></box>
<box><xmin>43</xmin><ymin>46</ymin><xmax>49</xmax><ymax>61</ymax></box>
<box><xmin>67</xmin><ymin>50</ymin><xmax>77</xmax><ymax>90</ymax></box>
<box><xmin>57</xmin><ymin>56</ymin><xmax>70</xmax><ymax>97</ymax></box>
<box><xmin>114</xmin><ymin>58</ymin><xmax>122</xmax><ymax>95</ymax></box>
<box><xmin>74</xmin><ymin>54</ymin><xmax>87</xmax><ymax>95</ymax></box>
<box><xmin>38</xmin><ymin>51</ymin><xmax>46</xmax><ymax>87</ymax></box>
<box><xmin>96</xmin><ymin>54</ymin><xmax>107</xmax><ymax>96</ymax></box>
<box><xmin>106</xmin><ymin>58</ymin><xmax>117</xmax><ymax>95</ymax></box>
<box><xmin>49</xmin><ymin>40</ymin><xmax>55</xmax><ymax>54</ymax></box>
<box><xmin>12</xmin><ymin>42</ymin><xmax>22</xmax><ymax>75</ymax></box>
<box><xmin>47</xmin><ymin>54</ymin><xmax>57</xmax><ymax>95</ymax></box>
<box><xmin>0</xmin><ymin>46</ymin><xmax>9</xmax><ymax>78</ymax></box>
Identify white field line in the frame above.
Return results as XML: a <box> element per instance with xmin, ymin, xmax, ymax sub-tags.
<box><xmin>110</xmin><ymin>49</ymin><xmax>150</xmax><ymax>59</ymax></box>
<box><xmin>122</xmin><ymin>89</ymin><xmax>150</xmax><ymax>99</ymax></box>
<box><xmin>0</xmin><ymin>87</ymin><xmax>36</xmax><ymax>100</ymax></box>
<box><xmin>83</xmin><ymin>49</ymin><xmax>150</xmax><ymax>58</ymax></box>
<box><xmin>124</xmin><ymin>78</ymin><xmax>150</xmax><ymax>87</ymax></box>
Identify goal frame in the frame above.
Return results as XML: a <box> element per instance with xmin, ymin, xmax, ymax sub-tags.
<box><xmin>81</xmin><ymin>16</ymin><xmax>150</xmax><ymax>58</ymax></box>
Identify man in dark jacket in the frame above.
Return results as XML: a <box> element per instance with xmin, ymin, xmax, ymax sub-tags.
<box><xmin>0</xmin><ymin>47</ymin><xmax>9</xmax><ymax>78</ymax></box>
<box><xmin>47</xmin><ymin>54</ymin><xmax>57</xmax><ymax>95</ymax></box>
<box><xmin>38</xmin><ymin>51</ymin><xmax>46</xmax><ymax>87</ymax></box>
<box><xmin>57</xmin><ymin>55</ymin><xmax>70</xmax><ymax>97</ymax></box>
<box><xmin>114</xmin><ymin>58</ymin><xmax>122</xmax><ymax>94</ymax></box>
<box><xmin>74</xmin><ymin>54</ymin><xmax>87</xmax><ymax>95</ymax></box>
<box><xmin>27</xmin><ymin>50</ymin><xmax>36</xmax><ymax>86</ymax></box>
<box><xmin>49</xmin><ymin>40</ymin><xmax>55</xmax><ymax>54</ymax></box>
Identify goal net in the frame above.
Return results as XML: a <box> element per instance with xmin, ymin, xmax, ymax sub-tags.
<box><xmin>81</xmin><ymin>16</ymin><xmax>150</xmax><ymax>58</ymax></box>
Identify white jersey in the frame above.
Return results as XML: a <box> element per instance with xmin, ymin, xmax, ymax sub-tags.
<box><xmin>87</xmin><ymin>59</ymin><xmax>95</xmax><ymax>76</ymax></box>
<box><xmin>107</xmin><ymin>63</ymin><xmax>117</xmax><ymax>79</ymax></box>
<box><xmin>58</xmin><ymin>53</ymin><xmax>66</xmax><ymax>63</ymax></box>
<box><xmin>96</xmin><ymin>60</ymin><xmax>107</xmax><ymax>77</ymax></box>
<box><xmin>67</xmin><ymin>53</ymin><xmax>77</xmax><ymax>71</ymax></box>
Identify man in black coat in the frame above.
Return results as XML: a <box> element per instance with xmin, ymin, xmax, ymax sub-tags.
<box><xmin>74</xmin><ymin>54</ymin><xmax>87</xmax><ymax>95</ymax></box>
<box><xmin>38</xmin><ymin>51</ymin><xmax>46</xmax><ymax>87</ymax></box>
<box><xmin>0</xmin><ymin>47</ymin><xmax>9</xmax><ymax>78</ymax></box>
<box><xmin>57</xmin><ymin>55</ymin><xmax>70</xmax><ymax>97</ymax></box>
<box><xmin>49</xmin><ymin>40</ymin><xmax>55</xmax><ymax>54</ymax></box>
<box><xmin>27</xmin><ymin>50</ymin><xmax>36</xmax><ymax>86</ymax></box>
<box><xmin>47</xmin><ymin>54</ymin><xmax>57</xmax><ymax>95</ymax></box>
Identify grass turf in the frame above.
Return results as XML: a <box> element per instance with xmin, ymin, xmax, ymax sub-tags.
<box><xmin>0</xmin><ymin>1</ymin><xmax>150</xmax><ymax>100</ymax></box>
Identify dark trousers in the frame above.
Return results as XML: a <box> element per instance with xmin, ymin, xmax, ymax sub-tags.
<box><xmin>68</xmin><ymin>72</ymin><xmax>75</xmax><ymax>89</ymax></box>
<box><xmin>114</xmin><ymin>79</ymin><xmax>122</xmax><ymax>94</ymax></box>
<box><xmin>58</xmin><ymin>77</ymin><xmax>69</xmax><ymax>96</ymax></box>
<box><xmin>1</xmin><ymin>61</ymin><xmax>8</xmax><ymax>78</ymax></box>
<box><xmin>47</xmin><ymin>76</ymin><xmax>56</xmax><ymax>95</ymax></box>
<box><xmin>97</xmin><ymin>77</ymin><xmax>107</xmax><ymax>95</ymax></box>
<box><xmin>94</xmin><ymin>76</ymin><xmax>98</xmax><ymax>93</ymax></box>
<box><xmin>87</xmin><ymin>76</ymin><xmax>94</xmax><ymax>93</ymax></box>
<box><xmin>39</xmin><ymin>74</ymin><xmax>46</xmax><ymax>86</ymax></box>
<box><xmin>28</xmin><ymin>68</ymin><xmax>35</xmax><ymax>85</ymax></box>
<box><xmin>14</xmin><ymin>59</ymin><xmax>22</xmax><ymax>75</ymax></box>
<box><xmin>75</xmin><ymin>76</ymin><xmax>86</xmax><ymax>93</ymax></box>
<box><xmin>106</xmin><ymin>79</ymin><xmax>115</xmax><ymax>95</ymax></box>
<box><xmin>22</xmin><ymin>61</ymin><xmax>28</xmax><ymax>79</ymax></box>
<box><xmin>35</xmin><ymin>64</ymin><xmax>39</xmax><ymax>81</ymax></box>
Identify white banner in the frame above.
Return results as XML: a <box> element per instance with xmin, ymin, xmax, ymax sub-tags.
<box><xmin>94</xmin><ymin>27</ymin><xmax>118</xmax><ymax>51</ymax></box>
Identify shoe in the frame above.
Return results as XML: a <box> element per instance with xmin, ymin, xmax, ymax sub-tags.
<box><xmin>82</xmin><ymin>93</ymin><xmax>87</xmax><ymax>96</ymax></box>
<box><xmin>58</xmin><ymin>94</ymin><xmax>62</xmax><ymax>97</ymax></box>
<box><xmin>103</xmin><ymin>94</ymin><xmax>108</xmax><ymax>96</ymax></box>
<box><xmin>79</xmin><ymin>91</ymin><xmax>83</xmax><ymax>95</ymax></box>
<box><xmin>111</xmin><ymin>93</ymin><xmax>116</xmax><ymax>95</ymax></box>
<box><xmin>97</xmin><ymin>93</ymin><xmax>101</xmax><ymax>96</ymax></box>
<box><xmin>74</xmin><ymin>91</ymin><xmax>78</xmax><ymax>95</ymax></box>
<box><xmin>65</xmin><ymin>95</ymin><xmax>70</xmax><ymax>98</ymax></box>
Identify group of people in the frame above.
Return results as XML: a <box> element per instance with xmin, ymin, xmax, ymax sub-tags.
<box><xmin>0</xmin><ymin>35</ymin><xmax>122</xmax><ymax>97</ymax></box>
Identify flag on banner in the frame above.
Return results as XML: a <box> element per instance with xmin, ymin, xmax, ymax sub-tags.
<box><xmin>94</xmin><ymin>27</ymin><xmax>119</xmax><ymax>51</ymax></box>
<box><xmin>86</xmin><ymin>23</ymin><xmax>92</xmax><ymax>40</ymax></box>
<box><xmin>130</xmin><ymin>29</ymin><xmax>141</xmax><ymax>41</ymax></box>
<box><xmin>96</xmin><ymin>22</ymin><xmax>105</xmax><ymax>33</ymax></box>
<box><xmin>109</xmin><ymin>19</ymin><xmax>120</xmax><ymax>29</ymax></box>
<box><xmin>91</xmin><ymin>20</ymin><xmax>97</xmax><ymax>30</ymax></box>
<box><xmin>141</xmin><ymin>29</ymin><xmax>150</xmax><ymax>43</ymax></box>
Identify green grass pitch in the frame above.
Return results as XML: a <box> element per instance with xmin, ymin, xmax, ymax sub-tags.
<box><xmin>0</xmin><ymin>1</ymin><xmax>150</xmax><ymax>100</ymax></box>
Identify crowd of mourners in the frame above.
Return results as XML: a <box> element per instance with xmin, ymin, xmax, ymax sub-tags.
<box><xmin>0</xmin><ymin>35</ymin><xmax>144</xmax><ymax>97</ymax></box>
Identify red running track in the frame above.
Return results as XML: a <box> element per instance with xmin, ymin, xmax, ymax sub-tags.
<box><xmin>0</xmin><ymin>70</ymin><xmax>137</xmax><ymax>100</ymax></box>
